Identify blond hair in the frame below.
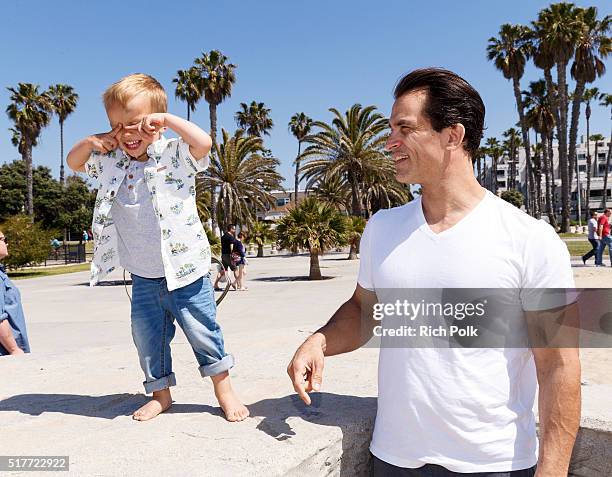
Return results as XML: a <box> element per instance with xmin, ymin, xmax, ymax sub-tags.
<box><xmin>103</xmin><ymin>73</ymin><xmax>167</xmax><ymax>113</ymax></box>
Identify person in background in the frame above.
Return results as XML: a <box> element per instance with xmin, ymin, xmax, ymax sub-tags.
<box><xmin>595</xmin><ymin>208</ymin><xmax>612</xmax><ymax>267</ymax></box>
<box><xmin>234</xmin><ymin>232</ymin><xmax>248</xmax><ymax>291</ymax></box>
<box><xmin>214</xmin><ymin>224</ymin><xmax>238</xmax><ymax>291</ymax></box>
<box><xmin>0</xmin><ymin>230</ymin><xmax>30</xmax><ymax>356</ymax></box>
<box><xmin>582</xmin><ymin>210</ymin><xmax>600</xmax><ymax>266</ymax></box>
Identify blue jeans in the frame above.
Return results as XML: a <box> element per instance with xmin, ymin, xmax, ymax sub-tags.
<box><xmin>130</xmin><ymin>273</ymin><xmax>234</xmax><ymax>393</ymax></box>
<box><xmin>595</xmin><ymin>235</ymin><xmax>612</xmax><ymax>266</ymax></box>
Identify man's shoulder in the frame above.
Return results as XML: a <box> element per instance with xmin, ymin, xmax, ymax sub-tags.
<box><xmin>368</xmin><ymin>199</ymin><xmax>420</xmax><ymax>227</ymax></box>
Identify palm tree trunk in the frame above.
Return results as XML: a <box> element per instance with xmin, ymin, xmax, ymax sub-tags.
<box><xmin>568</xmin><ymin>80</ymin><xmax>585</xmax><ymax>187</ymax></box>
<box><xmin>512</xmin><ymin>76</ymin><xmax>531</xmax><ymax>203</ymax></box>
<box><xmin>556</xmin><ymin>62</ymin><xmax>570</xmax><ymax>232</ymax></box>
<box><xmin>477</xmin><ymin>156</ymin><xmax>482</xmax><ymax>185</ymax></box>
<box><xmin>349</xmin><ymin>170</ymin><xmax>362</xmax><ymax>216</ymax></box>
<box><xmin>542</xmin><ymin>136</ymin><xmax>553</xmax><ymax>224</ymax></box>
<box><xmin>294</xmin><ymin>141</ymin><xmax>301</xmax><ymax>206</ymax></box>
<box><xmin>209</xmin><ymin>103</ymin><xmax>218</xmax><ymax>231</ymax></box>
<box><xmin>24</xmin><ymin>141</ymin><xmax>34</xmax><ymax>220</ymax></box>
<box><xmin>187</xmin><ymin>102</ymin><xmax>191</xmax><ymax>121</ymax></box>
<box><xmin>257</xmin><ymin>244</ymin><xmax>264</xmax><ymax>258</ymax></box>
<box><xmin>59</xmin><ymin>120</ymin><xmax>65</xmax><ymax>186</ymax></box>
<box><xmin>309</xmin><ymin>249</ymin><xmax>322</xmax><ymax>280</ymax></box>
<box><xmin>602</xmin><ymin>140</ymin><xmax>611</xmax><ymax>209</ymax></box>
<box><xmin>348</xmin><ymin>239</ymin><xmax>358</xmax><ymax>260</ymax></box>
<box><xmin>492</xmin><ymin>154</ymin><xmax>498</xmax><ymax>195</ymax></box>
<box><xmin>585</xmin><ymin>115</ymin><xmax>591</xmax><ymax>222</ymax></box>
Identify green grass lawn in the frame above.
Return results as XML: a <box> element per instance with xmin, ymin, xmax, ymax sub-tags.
<box><xmin>558</xmin><ymin>233</ymin><xmax>585</xmax><ymax>239</ymax></box>
<box><xmin>565</xmin><ymin>240</ymin><xmax>595</xmax><ymax>257</ymax></box>
<box><xmin>8</xmin><ymin>263</ymin><xmax>90</xmax><ymax>280</ymax></box>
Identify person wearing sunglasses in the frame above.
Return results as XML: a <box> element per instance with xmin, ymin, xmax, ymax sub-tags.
<box><xmin>0</xmin><ymin>231</ymin><xmax>30</xmax><ymax>356</ymax></box>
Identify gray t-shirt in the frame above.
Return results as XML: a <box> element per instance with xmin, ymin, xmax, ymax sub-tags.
<box><xmin>110</xmin><ymin>159</ymin><xmax>165</xmax><ymax>278</ymax></box>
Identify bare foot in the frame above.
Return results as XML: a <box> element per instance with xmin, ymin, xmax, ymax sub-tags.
<box><xmin>211</xmin><ymin>372</ymin><xmax>249</xmax><ymax>422</ymax></box>
<box><xmin>132</xmin><ymin>388</ymin><xmax>172</xmax><ymax>421</ymax></box>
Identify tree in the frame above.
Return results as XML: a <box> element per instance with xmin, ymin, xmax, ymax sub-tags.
<box><xmin>288</xmin><ymin>112</ymin><xmax>313</xmax><ymax>206</ymax></box>
<box><xmin>0</xmin><ymin>215</ymin><xmax>54</xmax><ymax>269</ymax></box>
<box><xmin>275</xmin><ymin>197</ymin><xmax>348</xmax><ymax>280</ymax></box>
<box><xmin>6</xmin><ymin>83</ymin><xmax>52</xmax><ymax>219</ymax></box>
<box><xmin>599</xmin><ymin>93</ymin><xmax>612</xmax><ymax>208</ymax></box>
<box><xmin>205</xmin><ymin>129</ymin><xmax>283</xmax><ymax>230</ymax></box>
<box><xmin>582</xmin><ymin>87</ymin><xmax>600</xmax><ymax>219</ymax></box>
<box><xmin>501</xmin><ymin>189</ymin><xmax>525</xmax><ymax>208</ymax></box>
<box><xmin>502</xmin><ymin>128</ymin><xmax>522</xmax><ymax>191</ymax></box>
<box><xmin>568</xmin><ymin>6</ymin><xmax>610</xmax><ymax>187</ymax></box>
<box><xmin>47</xmin><ymin>84</ymin><xmax>79</xmax><ymax>185</ymax></box>
<box><xmin>485</xmin><ymin>138</ymin><xmax>504</xmax><ymax>195</ymax></box>
<box><xmin>300</xmin><ymin>104</ymin><xmax>388</xmax><ymax>217</ymax></box>
<box><xmin>173</xmin><ymin>67</ymin><xmax>202</xmax><ymax>121</ymax></box>
<box><xmin>361</xmin><ymin>160</ymin><xmax>412</xmax><ymax>216</ymax></box>
<box><xmin>487</xmin><ymin>24</ymin><xmax>534</xmax><ymax>211</ymax></box>
<box><xmin>346</xmin><ymin>216</ymin><xmax>366</xmax><ymax>260</ymax></box>
<box><xmin>57</xmin><ymin>175</ymin><xmax>95</xmax><ymax>238</ymax></box>
<box><xmin>195</xmin><ymin>50</ymin><xmax>237</xmax><ymax>231</ymax></box>
<box><xmin>247</xmin><ymin>220</ymin><xmax>275</xmax><ymax>257</ymax></box>
<box><xmin>533</xmin><ymin>3</ymin><xmax>582</xmax><ymax>231</ymax></box>
<box><xmin>235</xmin><ymin>101</ymin><xmax>274</xmax><ymax>137</ymax></box>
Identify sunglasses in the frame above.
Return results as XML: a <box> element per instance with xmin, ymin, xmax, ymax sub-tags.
<box><xmin>0</xmin><ymin>237</ymin><xmax>7</xmax><ymax>244</ymax></box>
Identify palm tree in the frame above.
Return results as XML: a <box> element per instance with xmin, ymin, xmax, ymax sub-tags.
<box><xmin>346</xmin><ymin>216</ymin><xmax>366</xmax><ymax>260</ymax></box>
<box><xmin>524</xmin><ymin>80</ymin><xmax>557</xmax><ymax>226</ymax></box>
<box><xmin>581</xmin><ymin>87</ymin><xmax>600</xmax><ymax>219</ymax></box>
<box><xmin>235</xmin><ymin>101</ymin><xmax>274</xmax><ymax>137</ymax></box>
<box><xmin>502</xmin><ymin>128</ymin><xmax>522</xmax><ymax>191</ymax></box>
<box><xmin>589</xmin><ymin>134</ymin><xmax>605</xmax><ymax>207</ymax></box>
<box><xmin>276</xmin><ymin>197</ymin><xmax>348</xmax><ymax>280</ymax></box>
<box><xmin>533</xmin><ymin>3</ymin><xmax>582</xmax><ymax>231</ymax></box>
<box><xmin>46</xmin><ymin>84</ymin><xmax>78</xmax><ymax>186</ymax></box>
<box><xmin>288</xmin><ymin>112</ymin><xmax>313</xmax><ymax>206</ymax></box>
<box><xmin>173</xmin><ymin>67</ymin><xmax>202</xmax><ymax>121</ymax></box>
<box><xmin>248</xmin><ymin>220</ymin><xmax>275</xmax><ymax>257</ymax></box>
<box><xmin>6</xmin><ymin>83</ymin><xmax>52</xmax><ymax>219</ymax></box>
<box><xmin>311</xmin><ymin>173</ymin><xmax>350</xmax><ymax>211</ymax></box>
<box><xmin>361</xmin><ymin>159</ymin><xmax>412</xmax><ymax>216</ymax></box>
<box><xmin>300</xmin><ymin>104</ymin><xmax>388</xmax><ymax>217</ymax></box>
<box><xmin>205</xmin><ymin>129</ymin><xmax>283</xmax><ymax>230</ymax></box>
<box><xmin>487</xmin><ymin>24</ymin><xmax>533</xmax><ymax>206</ymax></box>
<box><xmin>599</xmin><ymin>93</ymin><xmax>612</xmax><ymax>208</ymax></box>
<box><xmin>485</xmin><ymin>138</ymin><xmax>504</xmax><ymax>195</ymax></box>
<box><xmin>568</xmin><ymin>6</ymin><xmax>611</xmax><ymax>186</ymax></box>
<box><xmin>195</xmin><ymin>50</ymin><xmax>237</xmax><ymax>230</ymax></box>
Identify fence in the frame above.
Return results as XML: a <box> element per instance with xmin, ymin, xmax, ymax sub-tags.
<box><xmin>44</xmin><ymin>244</ymin><xmax>89</xmax><ymax>266</ymax></box>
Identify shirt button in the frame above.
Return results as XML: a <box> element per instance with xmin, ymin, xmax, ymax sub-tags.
<box><xmin>128</xmin><ymin>174</ymin><xmax>134</xmax><ymax>179</ymax></box>
<box><xmin>128</xmin><ymin>185</ymin><xmax>134</xmax><ymax>190</ymax></box>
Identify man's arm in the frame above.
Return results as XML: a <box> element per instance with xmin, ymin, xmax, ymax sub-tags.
<box><xmin>529</xmin><ymin>304</ymin><xmax>581</xmax><ymax>476</ymax></box>
<box><xmin>0</xmin><ymin>318</ymin><xmax>23</xmax><ymax>355</ymax></box>
<box><xmin>287</xmin><ymin>284</ymin><xmax>377</xmax><ymax>404</ymax></box>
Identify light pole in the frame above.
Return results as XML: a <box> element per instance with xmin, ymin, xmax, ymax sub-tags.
<box><xmin>576</xmin><ymin>158</ymin><xmax>582</xmax><ymax>228</ymax></box>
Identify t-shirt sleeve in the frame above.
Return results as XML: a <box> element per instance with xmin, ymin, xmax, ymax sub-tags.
<box><xmin>520</xmin><ymin>222</ymin><xmax>576</xmax><ymax>311</ymax></box>
<box><xmin>357</xmin><ymin>214</ymin><xmax>376</xmax><ymax>291</ymax></box>
<box><xmin>0</xmin><ymin>279</ymin><xmax>8</xmax><ymax>323</ymax></box>
<box><xmin>84</xmin><ymin>151</ymin><xmax>105</xmax><ymax>181</ymax></box>
<box><xmin>177</xmin><ymin>137</ymin><xmax>209</xmax><ymax>174</ymax></box>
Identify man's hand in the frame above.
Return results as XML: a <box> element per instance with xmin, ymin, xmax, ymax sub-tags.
<box><xmin>287</xmin><ymin>333</ymin><xmax>326</xmax><ymax>405</ymax></box>
<box><xmin>89</xmin><ymin>124</ymin><xmax>123</xmax><ymax>154</ymax></box>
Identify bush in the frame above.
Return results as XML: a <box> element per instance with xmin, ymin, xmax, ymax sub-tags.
<box><xmin>500</xmin><ymin>189</ymin><xmax>524</xmax><ymax>209</ymax></box>
<box><xmin>0</xmin><ymin>215</ymin><xmax>55</xmax><ymax>269</ymax></box>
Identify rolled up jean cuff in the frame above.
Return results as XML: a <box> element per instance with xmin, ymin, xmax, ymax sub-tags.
<box><xmin>143</xmin><ymin>372</ymin><xmax>177</xmax><ymax>394</ymax></box>
<box><xmin>198</xmin><ymin>354</ymin><xmax>235</xmax><ymax>377</ymax></box>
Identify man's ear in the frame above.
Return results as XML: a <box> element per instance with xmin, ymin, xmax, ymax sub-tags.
<box><xmin>446</xmin><ymin>123</ymin><xmax>466</xmax><ymax>151</ymax></box>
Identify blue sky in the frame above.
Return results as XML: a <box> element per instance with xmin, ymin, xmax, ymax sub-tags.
<box><xmin>1</xmin><ymin>0</ymin><xmax>610</xmax><ymax>188</ymax></box>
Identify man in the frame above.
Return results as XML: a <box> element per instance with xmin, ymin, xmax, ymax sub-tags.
<box><xmin>287</xmin><ymin>68</ymin><xmax>580</xmax><ymax>476</ymax></box>
<box><xmin>214</xmin><ymin>224</ymin><xmax>238</xmax><ymax>290</ymax></box>
<box><xmin>582</xmin><ymin>211</ymin><xmax>600</xmax><ymax>265</ymax></box>
<box><xmin>595</xmin><ymin>208</ymin><xmax>612</xmax><ymax>267</ymax></box>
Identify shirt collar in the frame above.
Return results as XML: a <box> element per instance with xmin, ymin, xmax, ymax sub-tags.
<box><xmin>146</xmin><ymin>134</ymin><xmax>170</xmax><ymax>158</ymax></box>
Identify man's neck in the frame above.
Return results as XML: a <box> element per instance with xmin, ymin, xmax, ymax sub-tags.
<box><xmin>420</xmin><ymin>174</ymin><xmax>486</xmax><ymax>233</ymax></box>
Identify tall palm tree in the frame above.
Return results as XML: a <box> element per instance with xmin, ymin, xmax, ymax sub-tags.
<box><xmin>234</xmin><ymin>101</ymin><xmax>274</xmax><ymax>137</ymax></box>
<box><xmin>524</xmin><ymin>80</ymin><xmax>557</xmax><ymax>226</ymax></box>
<box><xmin>581</xmin><ymin>87</ymin><xmax>600</xmax><ymax>218</ymax></box>
<box><xmin>300</xmin><ymin>104</ymin><xmax>388</xmax><ymax>217</ymax></box>
<box><xmin>502</xmin><ymin>127</ymin><xmax>522</xmax><ymax>191</ymax></box>
<box><xmin>568</xmin><ymin>6</ymin><xmax>611</xmax><ymax>186</ymax></box>
<box><xmin>6</xmin><ymin>83</ymin><xmax>52</xmax><ymax>219</ymax></box>
<box><xmin>599</xmin><ymin>93</ymin><xmax>612</xmax><ymax>208</ymax></box>
<box><xmin>288</xmin><ymin>112</ymin><xmax>313</xmax><ymax>206</ymax></box>
<box><xmin>487</xmin><ymin>24</ymin><xmax>533</xmax><ymax>206</ymax></box>
<box><xmin>205</xmin><ymin>129</ymin><xmax>283</xmax><ymax>230</ymax></box>
<box><xmin>195</xmin><ymin>50</ymin><xmax>237</xmax><ymax>230</ymax></box>
<box><xmin>275</xmin><ymin>197</ymin><xmax>348</xmax><ymax>280</ymax></box>
<box><xmin>533</xmin><ymin>2</ymin><xmax>582</xmax><ymax>231</ymax></box>
<box><xmin>485</xmin><ymin>137</ymin><xmax>504</xmax><ymax>195</ymax></box>
<box><xmin>47</xmin><ymin>84</ymin><xmax>78</xmax><ymax>186</ymax></box>
<box><xmin>311</xmin><ymin>173</ymin><xmax>351</xmax><ymax>212</ymax></box>
<box><xmin>172</xmin><ymin>67</ymin><xmax>202</xmax><ymax>121</ymax></box>
<box><xmin>589</xmin><ymin>134</ymin><xmax>605</xmax><ymax>209</ymax></box>
<box><xmin>361</xmin><ymin>158</ymin><xmax>412</xmax><ymax>216</ymax></box>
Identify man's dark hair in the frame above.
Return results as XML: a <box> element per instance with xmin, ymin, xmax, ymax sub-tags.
<box><xmin>227</xmin><ymin>224</ymin><xmax>236</xmax><ymax>231</ymax></box>
<box><xmin>591</xmin><ymin>211</ymin><xmax>597</xmax><ymax>217</ymax></box>
<box><xmin>394</xmin><ymin>68</ymin><xmax>485</xmax><ymax>159</ymax></box>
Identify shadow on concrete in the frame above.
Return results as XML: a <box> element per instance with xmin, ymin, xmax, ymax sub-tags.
<box><xmin>0</xmin><ymin>391</ymin><xmax>376</xmax><ymax>476</ymax></box>
<box><xmin>75</xmin><ymin>280</ymin><xmax>133</xmax><ymax>287</ymax></box>
<box><xmin>252</xmin><ymin>276</ymin><xmax>335</xmax><ymax>282</ymax></box>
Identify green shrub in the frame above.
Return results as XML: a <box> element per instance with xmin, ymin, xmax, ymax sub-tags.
<box><xmin>0</xmin><ymin>215</ymin><xmax>55</xmax><ymax>269</ymax></box>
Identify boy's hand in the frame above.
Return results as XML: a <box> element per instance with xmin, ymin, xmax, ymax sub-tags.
<box><xmin>89</xmin><ymin>124</ymin><xmax>123</xmax><ymax>154</ymax></box>
<box><xmin>137</xmin><ymin>113</ymin><xmax>167</xmax><ymax>141</ymax></box>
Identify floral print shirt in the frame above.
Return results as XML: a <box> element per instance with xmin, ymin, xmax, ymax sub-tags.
<box><xmin>85</xmin><ymin>135</ymin><xmax>211</xmax><ymax>291</ymax></box>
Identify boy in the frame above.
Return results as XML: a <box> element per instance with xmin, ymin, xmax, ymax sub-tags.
<box><xmin>67</xmin><ymin>73</ymin><xmax>248</xmax><ymax>422</ymax></box>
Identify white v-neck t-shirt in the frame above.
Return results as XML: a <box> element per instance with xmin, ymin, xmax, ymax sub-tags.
<box><xmin>358</xmin><ymin>190</ymin><xmax>574</xmax><ymax>472</ymax></box>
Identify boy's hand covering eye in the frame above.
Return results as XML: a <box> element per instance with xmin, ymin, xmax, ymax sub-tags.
<box><xmin>136</xmin><ymin>113</ymin><xmax>166</xmax><ymax>140</ymax></box>
<box><xmin>90</xmin><ymin>123</ymin><xmax>123</xmax><ymax>154</ymax></box>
